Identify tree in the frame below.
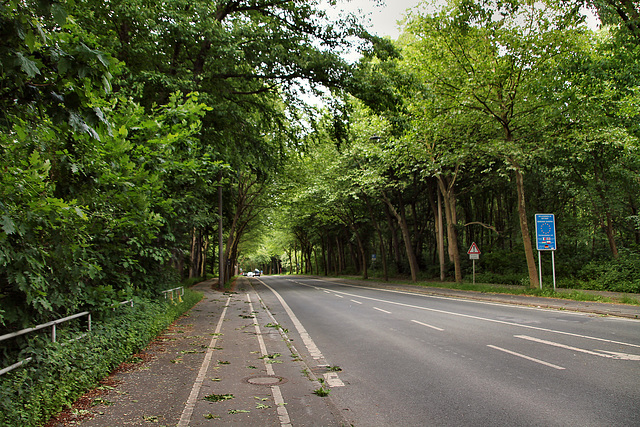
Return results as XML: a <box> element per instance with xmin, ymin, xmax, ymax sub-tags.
<box><xmin>401</xmin><ymin>0</ymin><xmax>588</xmax><ymax>287</ymax></box>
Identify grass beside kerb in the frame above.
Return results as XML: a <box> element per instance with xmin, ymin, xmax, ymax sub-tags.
<box><xmin>330</xmin><ymin>274</ymin><xmax>640</xmax><ymax>306</ymax></box>
<box><xmin>419</xmin><ymin>281</ymin><xmax>640</xmax><ymax>305</ymax></box>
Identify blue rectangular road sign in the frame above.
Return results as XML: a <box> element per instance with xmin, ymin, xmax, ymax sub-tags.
<box><xmin>535</xmin><ymin>214</ymin><xmax>556</xmax><ymax>251</ymax></box>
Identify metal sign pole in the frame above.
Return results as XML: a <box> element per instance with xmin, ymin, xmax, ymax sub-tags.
<box><xmin>538</xmin><ymin>250</ymin><xmax>542</xmax><ymax>290</ymax></box>
<box><xmin>473</xmin><ymin>259</ymin><xmax>476</xmax><ymax>285</ymax></box>
<box><xmin>552</xmin><ymin>251</ymin><xmax>556</xmax><ymax>291</ymax></box>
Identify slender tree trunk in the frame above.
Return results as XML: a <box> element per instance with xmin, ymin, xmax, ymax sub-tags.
<box><xmin>631</xmin><ymin>199</ymin><xmax>640</xmax><ymax>245</ymax></box>
<box><xmin>384</xmin><ymin>204</ymin><xmax>401</xmax><ymax>269</ymax></box>
<box><xmin>382</xmin><ymin>191</ymin><xmax>419</xmax><ymax>282</ymax></box>
<box><xmin>218</xmin><ymin>180</ymin><xmax>224</xmax><ymax>288</ymax></box>
<box><xmin>200</xmin><ymin>236</ymin><xmax>209</xmax><ymax>277</ymax></box>
<box><xmin>427</xmin><ymin>181</ymin><xmax>446</xmax><ymax>281</ymax></box>
<box><xmin>437</xmin><ymin>189</ymin><xmax>445</xmax><ymax>281</ymax></box>
<box><xmin>336</xmin><ymin>236</ymin><xmax>344</xmax><ymax>274</ymax></box>
<box><xmin>437</xmin><ymin>175</ymin><xmax>462</xmax><ymax>283</ymax></box>
<box><xmin>321</xmin><ymin>235</ymin><xmax>328</xmax><ymax>276</ymax></box>
<box><xmin>513</xmin><ymin>165</ymin><xmax>539</xmax><ymax>288</ymax></box>
<box><xmin>314</xmin><ymin>247</ymin><xmax>319</xmax><ymax>275</ymax></box>
<box><xmin>364</xmin><ymin>195</ymin><xmax>388</xmax><ymax>281</ymax></box>
<box><xmin>603</xmin><ymin>212</ymin><xmax>619</xmax><ymax>259</ymax></box>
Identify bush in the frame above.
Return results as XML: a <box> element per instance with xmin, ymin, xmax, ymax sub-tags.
<box><xmin>0</xmin><ymin>288</ymin><xmax>202</xmax><ymax>427</ymax></box>
<box><xmin>576</xmin><ymin>249</ymin><xmax>640</xmax><ymax>293</ymax></box>
<box><xmin>481</xmin><ymin>249</ymin><xmax>527</xmax><ymax>275</ymax></box>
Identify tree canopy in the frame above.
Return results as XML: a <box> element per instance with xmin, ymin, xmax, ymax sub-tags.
<box><xmin>2</xmin><ymin>0</ymin><xmax>640</xmax><ymax>334</ymax></box>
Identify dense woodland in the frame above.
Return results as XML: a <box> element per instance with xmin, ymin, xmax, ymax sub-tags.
<box><xmin>1</xmin><ymin>0</ymin><xmax>639</xmax><ymax>334</ymax></box>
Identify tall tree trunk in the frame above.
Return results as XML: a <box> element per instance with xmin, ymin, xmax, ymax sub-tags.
<box><xmin>427</xmin><ymin>181</ymin><xmax>446</xmax><ymax>281</ymax></box>
<box><xmin>336</xmin><ymin>236</ymin><xmax>344</xmax><ymax>274</ymax></box>
<box><xmin>513</xmin><ymin>165</ymin><xmax>539</xmax><ymax>288</ymax></box>
<box><xmin>364</xmin><ymin>195</ymin><xmax>388</xmax><ymax>281</ymax></box>
<box><xmin>321</xmin><ymin>235</ymin><xmax>328</xmax><ymax>276</ymax></box>
<box><xmin>200</xmin><ymin>235</ymin><xmax>209</xmax><ymax>277</ymax></box>
<box><xmin>314</xmin><ymin>247</ymin><xmax>319</xmax><ymax>275</ymax></box>
<box><xmin>603</xmin><ymin>212</ymin><xmax>619</xmax><ymax>259</ymax></box>
<box><xmin>382</xmin><ymin>191</ymin><xmax>419</xmax><ymax>282</ymax></box>
<box><xmin>218</xmin><ymin>180</ymin><xmax>224</xmax><ymax>288</ymax></box>
<box><xmin>437</xmin><ymin>175</ymin><xmax>462</xmax><ymax>283</ymax></box>
<box><xmin>384</xmin><ymin>204</ymin><xmax>402</xmax><ymax>269</ymax></box>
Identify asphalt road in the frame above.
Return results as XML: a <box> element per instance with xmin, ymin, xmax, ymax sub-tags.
<box><xmin>254</xmin><ymin>275</ymin><xmax>640</xmax><ymax>427</ymax></box>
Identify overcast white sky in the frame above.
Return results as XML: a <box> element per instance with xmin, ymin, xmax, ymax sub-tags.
<box><xmin>325</xmin><ymin>0</ymin><xmax>424</xmax><ymax>39</ymax></box>
<box><xmin>324</xmin><ymin>0</ymin><xmax>599</xmax><ymax>39</ymax></box>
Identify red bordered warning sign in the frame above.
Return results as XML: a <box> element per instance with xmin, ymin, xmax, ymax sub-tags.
<box><xmin>467</xmin><ymin>242</ymin><xmax>481</xmax><ymax>255</ymax></box>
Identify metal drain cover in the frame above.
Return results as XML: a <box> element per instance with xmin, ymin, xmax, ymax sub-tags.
<box><xmin>245</xmin><ymin>375</ymin><xmax>287</xmax><ymax>386</ymax></box>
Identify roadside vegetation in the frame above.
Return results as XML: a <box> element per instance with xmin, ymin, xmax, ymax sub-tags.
<box><xmin>0</xmin><ymin>287</ymin><xmax>202</xmax><ymax>427</ymax></box>
<box><xmin>1</xmin><ymin>0</ymin><xmax>639</xmax><ymax>423</ymax></box>
<box><xmin>353</xmin><ymin>276</ymin><xmax>640</xmax><ymax>305</ymax></box>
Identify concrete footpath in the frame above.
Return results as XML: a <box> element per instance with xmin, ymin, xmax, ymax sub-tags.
<box><xmin>48</xmin><ymin>275</ymin><xmax>639</xmax><ymax>427</ymax></box>
<box><xmin>49</xmin><ymin>277</ymin><xmax>347</xmax><ymax>426</ymax></box>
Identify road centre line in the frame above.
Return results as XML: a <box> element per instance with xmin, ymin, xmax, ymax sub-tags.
<box><xmin>294</xmin><ymin>280</ymin><xmax>640</xmax><ymax>350</ymax></box>
<box><xmin>178</xmin><ymin>295</ymin><xmax>231</xmax><ymax>427</ymax></box>
<box><xmin>487</xmin><ymin>345</ymin><xmax>566</xmax><ymax>370</ymax></box>
<box><xmin>411</xmin><ymin>319</ymin><xmax>444</xmax><ymax>331</ymax></box>
<box><xmin>515</xmin><ymin>335</ymin><xmax>640</xmax><ymax>361</ymax></box>
<box><xmin>373</xmin><ymin>307</ymin><xmax>392</xmax><ymax>314</ymax></box>
<box><xmin>350</xmin><ymin>299</ymin><xmax>363</xmax><ymax>304</ymax></box>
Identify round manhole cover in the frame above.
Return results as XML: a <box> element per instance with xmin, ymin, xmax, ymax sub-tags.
<box><xmin>245</xmin><ymin>375</ymin><xmax>287</xmax><ymax>386</ymax></box>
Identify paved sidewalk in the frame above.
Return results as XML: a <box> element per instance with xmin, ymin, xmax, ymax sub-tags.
<box><xmin>50</xmin><ymin>277</ymin><xmax>346</xmax><ymax>426</ymax></box>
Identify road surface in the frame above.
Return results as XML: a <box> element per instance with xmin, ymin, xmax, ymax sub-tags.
<box><xmin>254</xmin><ymin>275</ymin><xmax>640</xmax><ymax>426</ymax></box>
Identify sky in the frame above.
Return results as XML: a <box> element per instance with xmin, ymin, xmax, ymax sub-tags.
<box><xmin>325</xmin><ymin>0</ymin><xmax>425</xmax><ymax>39</ymax></box>
<box><xmin>324</xmin><ymin>0</ymin><xmax>600</xmax><ymax>39</ymax></box>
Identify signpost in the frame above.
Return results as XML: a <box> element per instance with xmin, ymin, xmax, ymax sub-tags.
<box><xmin>535</xmin><ymin>214</ymin><xmax>557</xmax><ymax>290</ymax></box>
<box><xmin>467</xmin><ymin>242</ymin><xmax>481</xmax><ymax>284</ymax></box>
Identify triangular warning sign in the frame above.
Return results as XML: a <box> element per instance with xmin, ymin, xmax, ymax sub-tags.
<box><xmin>467</xmin><ymin>242</ymin><xmax>481</xmax><ymax>255</ymax></box>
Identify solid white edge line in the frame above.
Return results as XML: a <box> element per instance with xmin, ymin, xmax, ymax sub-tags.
<box><xmin>292</xmin><ymin>280</ymin><xmax>640</xmax><ymax>350</ymax></box>
<box><xmin>259</xmin><ymin>281</ymin><xmax>326</xmax><ymax>361</ymax></box>
<box><xmin>178</xmin><ymin>295</ymin><xmax>231</xmax><ymax>427</ymax></box>
<box><xmin>258</xmin><ymin>280</ymin><xmax>346</xmax><ymax>388</ymax></box>
<box><xmin>411</xmin><ymin>319</ymin><xmax>444</xmax><ymax>331</ymax></box>
<box><xmin>487</xmin><ymin>344</ymin><xmax>566</xmax><ymax>370</ymax></box>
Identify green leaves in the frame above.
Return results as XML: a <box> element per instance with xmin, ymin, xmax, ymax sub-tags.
<box><xmin>15</xmin><ymin>52</ymin><xmax>40</xmax><ymax>77</ymax></box>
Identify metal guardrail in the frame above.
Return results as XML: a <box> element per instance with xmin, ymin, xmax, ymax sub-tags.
<box><xmin>1</xmin><ymin>288</ymin><xmax>184</xmax><ymax>376</ymax></box>
<box><xmin>162</xmin><ymin>286</ymin><xmax>184</xmax><ymax>302</ymax></box>
<box><xmin>113</xmin><ymin>299</ymin><xmax>134</xmax><ymax>310</ymax></box>
<box><xmin>0</xmin><ymin>298</ymin><xmax>136</xmax><ymax>377</ymax></box>
<box><xmin>0</xmin><ymin>311</ymin><xmax>91</xmax><ymax>376</ymax></box>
